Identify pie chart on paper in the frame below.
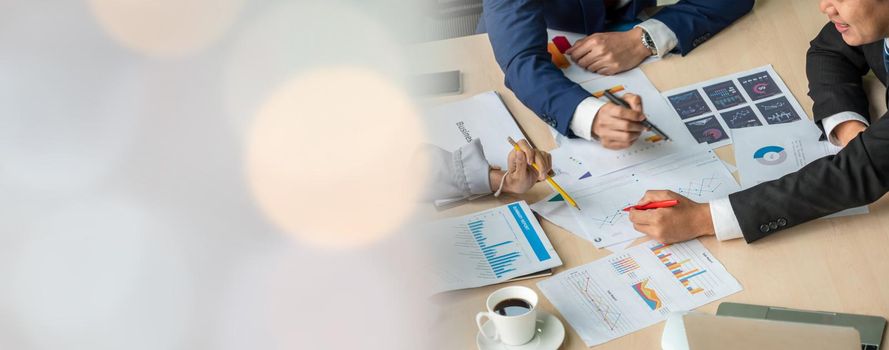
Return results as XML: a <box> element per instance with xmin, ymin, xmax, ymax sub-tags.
<box><xmin>753</xmin><ymin>145</ymin><xmax>787</xmax><ymax>165</ymax></box>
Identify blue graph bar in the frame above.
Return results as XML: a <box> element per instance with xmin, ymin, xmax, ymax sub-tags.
<box><xmin>679</xmin><ymin>270</ymin><xmax>707</xmax><ymax>282</ymax></box>
<box><xmin>508</xmin><ymin>203</ymin><xmax>550</xmax><ymax>262</ymax></box>
<box><xmin>467</xmin><ymin>218</ymin><xmax>527</xmax><ymax>278</ymax></box>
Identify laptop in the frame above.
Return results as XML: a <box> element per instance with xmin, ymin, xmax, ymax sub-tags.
<box><xmin>663</xmin><ymin>312</ymin><xmax>862</xmax><ymax>350</ymax></box>
<box><xmin>717</xmin><ymin>302</ymin><xmax>886</xmax><ymax>350</ymax></box>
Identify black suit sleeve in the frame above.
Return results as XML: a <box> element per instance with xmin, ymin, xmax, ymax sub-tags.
<box><xmin>728</xmin><ymin>24</ymin><xmax>889</xmax><ymax>243</ymax></box>
<box><xmin>806</xmin><ymin>23</ymin><xmax>873</xmax><ymax>135</ymax></box>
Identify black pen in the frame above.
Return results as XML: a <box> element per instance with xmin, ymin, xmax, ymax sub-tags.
<box><xmin>602</xmin><ymin>89</ymin><xmax>670</xmax><ymax>141</ymax></box>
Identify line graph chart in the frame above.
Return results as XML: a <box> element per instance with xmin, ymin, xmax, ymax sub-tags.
<box><xmin>566</xmin><ymin>270</ymin><xmax>627</xmax><ymax>333</ymax></box>
<box><xmin>677</xmin><ymin>173</ymin><xmax>724</xmax><ymax>197</ymax></box>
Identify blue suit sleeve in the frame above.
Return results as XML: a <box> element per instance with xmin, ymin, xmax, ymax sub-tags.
<box><xmin>483</xmin><ymin>0</ymin><xmax>592</xmax><ymax>137</ymax></box>
<box><xmin>651</xmin><ymin>0</ymin><xmax>754</xmax><ymax>55</ymax></box>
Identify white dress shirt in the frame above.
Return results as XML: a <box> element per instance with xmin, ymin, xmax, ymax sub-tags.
<box><xmin>420</xmin><ymin>138</ymin><xmax>492</xmax><ymax>202</ymax></box>
<box><xmin>569</xmin><ymin>18</ymin><xmax>679</xmax><ymax>139</ymax></box>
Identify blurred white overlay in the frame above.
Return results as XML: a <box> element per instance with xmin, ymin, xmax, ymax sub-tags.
<box><xmin>0</xmin><ymin>1</ymin><xmax>431</xmax><ymax>349</ymax></box>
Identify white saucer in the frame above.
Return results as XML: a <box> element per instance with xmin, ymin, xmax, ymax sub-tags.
<box><xmin>476</xmin><ymin>311</ymin><xmax>565</xmax><ymax>350</ymax></box>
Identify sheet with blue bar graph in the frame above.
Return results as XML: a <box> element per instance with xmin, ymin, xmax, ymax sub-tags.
<box><xmin>537</xmin><ymin>239</ymin><xmax>742</xmax><ymax>347</ymax></box>
<box><xmin>425</xmin><ymin>201</ymin><xmax>562</xmax><ymax>293</ymax></box>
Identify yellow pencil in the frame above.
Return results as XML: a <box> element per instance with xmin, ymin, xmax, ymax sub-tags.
<box><xmin>507</xmin><ymin>137</ymin><xmax>581</xmax><ymax>210</ymax></box>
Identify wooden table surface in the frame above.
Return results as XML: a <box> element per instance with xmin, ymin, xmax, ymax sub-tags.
<box><xmin>412</xmin><ymin>0</ymin><xmax>889</xmax><ymax>348</ymax></box>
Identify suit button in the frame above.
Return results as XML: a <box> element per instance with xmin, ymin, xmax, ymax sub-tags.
<box><xmin>759</xmin><ymin>224</ymin><xmax>770</xmax><ymax>233</ymax></box>
<box><xmin>769</xmin><ymin>221</ymin><xmax>778</xmax><ymax>230</ymax></box>
<box><xmin>777</xmin><ymin>218</ymin><xmax>787</xmax><ymax>227</ymax></box>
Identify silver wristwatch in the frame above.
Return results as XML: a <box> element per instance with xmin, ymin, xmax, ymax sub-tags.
<box><xmin>640</xmin><ymin>29</ymin><xmax>658</xmax><ymax>56</ymax></box>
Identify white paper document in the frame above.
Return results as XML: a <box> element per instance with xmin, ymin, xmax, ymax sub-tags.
<box><xmin>537</xmin><ymin>239</ymin><xmax>742</xmax><ymax>347</ymax></box>
<box><xmin>661</xmin><ymin>65</ymin><xmax>810</xmax><ymax>150</ymax></box>
<box><xmin>424</xmin><ymin>91</ymin><xmax>525</xmax><ymax>171</ymax></box>
<box><xmin>732</xmin><ymin>125</ymin><xmax>869</xmax><ymax>217</ymax></box>
<box><xmin>553</xmin><ymin>68</ymin><xmax>700</xmax><ymax>180</ymax></box>
<box><xmin>529</xmin><ymin>194</ymin><xmax>636</xmax><ymax>253</ymax></box>
<box><xmin>567</xmin><ymin>146</ymin><xmax>741</xmax><ymax>248</ymax></box>
<box><xmin>423</xmin><ymin>201</ymin><xmax>562</xmax><ymax>293</ymax></box>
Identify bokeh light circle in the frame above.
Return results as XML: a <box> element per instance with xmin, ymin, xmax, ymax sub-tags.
<box><xmin>246</xmin><ymin>66</ymin><xmax>425</xmax><ymax>249</ymax></box>
<box><xmin>89</xmin><ymin>0</ymin><xmax>244</xmax><ymax>58</ymax></box>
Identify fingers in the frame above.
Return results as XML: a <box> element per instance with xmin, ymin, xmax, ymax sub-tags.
<box><xmin>516</xmin><ymin>139</ymin><xmax>535</xmax><ymax>166</ymax></box>
<box><xmin>567</xmin><ymin>35</ymin><xmax>597</xmax><ymax>61</ymax></box>
<box><xmin>534</xmin><ymin>151</ymin><xmax>551</xmax><ymax>180</ymax></box>
<box><xmin>636</xmin><ymin>190</ymin><xmax>679</xmax><ymax>206</ymax></box>
<box><xmin>511</xmin><ymin>149</ymin><xmax>527</xmax><ymax>179</ymax></box>
<box><xmin>611</xmin><ymin>104</ymin><xmax>646</xmax><ymax>123</ymax></box>
<box><xmin>623</xmin><ymin>93</ymin><xmax>644</xmax><ymax>113</ymax></box>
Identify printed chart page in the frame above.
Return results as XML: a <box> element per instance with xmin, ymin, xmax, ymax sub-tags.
<box><xmin>424</xmin><ymin>201</ymin><xmax>562</xmax><ymax>293</ymax></box>
<box><xmin>553</xmin><ymin>68</ymin><xmax>699</xmax><ymax>179</ymax></box>
<box><xmin>566</xmin><ymin>146</ymin><xmax>740</xmax><ymax>248</ymax></box>
<box><xmin>424</xmin><ymin>91</ymin><xmax>525</xmax><ymax>170</ymax></box>
<box><xmin>732</xmin><ymin>125</ymin><xmax>868</xmax><ymax>217</ymax></box>
<box><xmin>661</xmin><ymin>65</ymin><xmax>813</xmax><ymax>150</ymax></box>
<box><xmin>537</xmin><ymin>239</ymin><xmax>742</xmax><ymax>347</ymax></box>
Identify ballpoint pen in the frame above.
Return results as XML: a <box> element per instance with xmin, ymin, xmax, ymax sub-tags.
<box><xmin>603</xmin><ymin>89</ymin><xmax>671</xmax><ymax>141</ymax></box>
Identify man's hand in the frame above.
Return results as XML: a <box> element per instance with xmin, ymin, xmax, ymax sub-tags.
<box><xmin>565</xmin><ymin>27</ymin><xmax>652</xmax><ymax>75</ymax></box>
<box><xmin>628</xmin><ymin>190</ymin><xmax>715</xmax><ymax>244</ymax></box>
<box><xmin>489</xmin><ymin>139</ymin><xmax>552</xmax><ymax>195</ymax></box>
<box><xmin>832</xmin><ymin>120</ymin><xmax>867</xmax><ymax>147</ymax></box>
<box><xmin>592</xmin><ymin>93</ymin><xmax>646</xmax><ymax>149</ymax></box>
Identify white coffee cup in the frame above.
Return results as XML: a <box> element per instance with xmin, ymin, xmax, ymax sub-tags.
<box><xmin>475</xmin><ymin>286</ymin><xmax>539</xmax><ymax>346</ymax></box>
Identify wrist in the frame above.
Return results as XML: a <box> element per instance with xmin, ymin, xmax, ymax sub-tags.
<box><xmin>696</xmin><ymin>203</ymin><xmax>716</xmax><ymax>237</ymax></box>
<box><xmin>627</xmin><ymin>27</ymin><xmax>653</xmax><ymax>59</ymax></box>
<box><xmin>832</xmin><ymin>120</ymin><xmax>867</xmax><ymax>145</ymax></box>
<box><xmin>488</xmin><ymin>169</ymin><xmax>505</xmax><ymax>193</ymax></box>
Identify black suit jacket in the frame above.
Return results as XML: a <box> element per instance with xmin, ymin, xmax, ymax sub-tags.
<box><xmin>729</xmin><ymin>23</ymin><xmax>889</xmax><ymax>243</ymax></box>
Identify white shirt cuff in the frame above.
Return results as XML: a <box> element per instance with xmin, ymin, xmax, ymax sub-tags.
<box><xmin>635</xmin><ymin>19</ymin><xmax>678</xmax><ymax>58</ymax></box>
<box><xmin>459</xmin><ymin>138</ymin><xmax>494</xmax><ymax>195</ymax></box>
<box><xmin>821</xmin><ymin>111</ymin><xmax>869</xmax><ymax>146</ymax></box>
<box><xmin>709</xmin><ymin>197</ymin><xmax>744</xmax><ymax>241</ymax></box>
<box><xmin>570</xmin><ymin>97</ymin><xmax>608</xmax><ymax>141</ymax></box>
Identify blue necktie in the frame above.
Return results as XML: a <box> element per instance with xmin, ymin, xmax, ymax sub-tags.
<box><xmin>884</xmin><ymin>39</ymin><xmax>889</xmax><ymax>75</ymax></box>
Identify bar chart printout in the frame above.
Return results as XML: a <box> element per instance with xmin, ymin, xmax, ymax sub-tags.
<box><xmin>538</xmin><ymin>239</ymin><xmax>742</xmax><ymax>347</ymax></box>
<box><xmin>424</xmin><ymin>201</ymin><xmax>562</xmax><ymax>293</ymax></box>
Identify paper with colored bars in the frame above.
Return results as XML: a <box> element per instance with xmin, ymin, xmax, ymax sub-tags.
<box><xmin>554</xmin><ymin>145</ymin><xmax>740</xmax><ymax>248</ymax></box>
<box><xmin>422</xmin><ymin>201</ymin><xmax>562</xmax><ymax>293</ymax></box>
<box><xmin>550</xmin><ymin>68</ymin><xmax>699</xmax><ymax>181</ymax></box>
<box><xmin>537</xmin><ymin>239</ymin><xmax>742</xmax><ymax>347</ymax></box>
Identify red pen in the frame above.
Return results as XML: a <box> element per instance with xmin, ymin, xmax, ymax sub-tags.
<box><xmin>622</xmin><ymin>199</ymin><xmax>679</xmax><ymax>212</ymax></box>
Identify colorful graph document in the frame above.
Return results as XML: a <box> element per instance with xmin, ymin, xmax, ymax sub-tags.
<box><xmin>565</xmin><ymin>146</ymin><xmax>741</xmax><ymax>248</ymax></box>
<box><xmin>529</xmin><ymin>192</ymin><xmax>635</xmax><ymax>253</ymax></box>
<box><xmin>661</xmin><ymin>65</ymin><xmax>809</xmax><ymax>149</ymax></box>
<box><xmin>537</xmin><ymin>239</ymin><xmax>742</xmax><ymax>347</ymax></box>
<box><xmin>423</xmin><ymin>201</ymin><xmax>563</xmax><ymax>293</ymax></box>
<box><xmin>553</xmin><ymin>68</ymin><xmax>700</xmax><ymax>179</ymax></box>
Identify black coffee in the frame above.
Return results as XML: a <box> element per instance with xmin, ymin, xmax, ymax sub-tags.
<box><xmin>493</xmin><ymin>298</ymin><xmax>532</xmax><ymax>316</ymax></box>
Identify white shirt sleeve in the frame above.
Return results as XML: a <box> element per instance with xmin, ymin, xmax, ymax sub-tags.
<box><xmin>569</xmin><ymin>97</ymin><xmax>608</xmax><ymax>141</ymax></box>
<box><xmin>820</xmin><ymin>111</ymin><xmax>869</xmax><ymax>146</ymax></box>
<box><xmin>635</xmin><ymin>19</ymin><xmax>679</xmax><ymax>58</ymax></box>
<box><xmin>709</xmin><ymin>197</ymin><xmax>744</xmax><ymax>241</ymax></box>
<box><xmin>417</xmin><ymin>138</ymin><xmax>493</xmax><ymax>202</ymax></box>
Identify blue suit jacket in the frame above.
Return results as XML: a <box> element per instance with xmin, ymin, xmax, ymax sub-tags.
<box><xmin>480</xmin><ymin>0</ymin><xmax>754</xmax><ymax>137</ymax></box>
